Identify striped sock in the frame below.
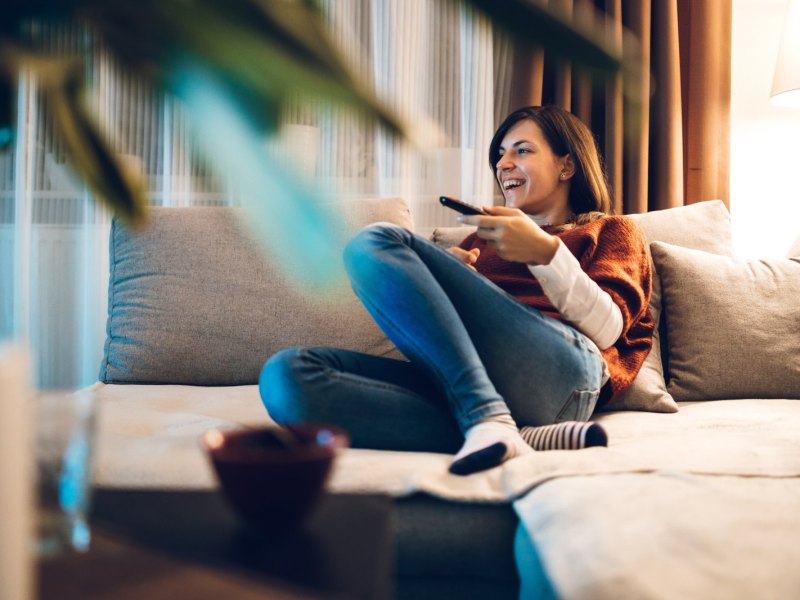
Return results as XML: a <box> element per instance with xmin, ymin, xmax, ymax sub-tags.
<box><xmin>519</xmin><ymin>421</ymin><xmax>608</xmax><ymax>451</ymax></box>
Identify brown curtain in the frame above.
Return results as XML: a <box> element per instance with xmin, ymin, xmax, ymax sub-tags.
<box><xmin>507</xmin><ymin>0</ymin><xmax>731</xmax><ymax>214</ymax></box>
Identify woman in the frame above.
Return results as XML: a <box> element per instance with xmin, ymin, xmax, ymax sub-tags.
<box><xmin>260</xmin><ymin>105</ymin><xmax>654</xmax><ymax>476</ymax></box>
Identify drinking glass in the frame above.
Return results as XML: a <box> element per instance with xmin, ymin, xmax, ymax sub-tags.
<box><xmin>35</xmin><ymin>390</ymin><xmax>96</xmax><ymax>558</ymax></box>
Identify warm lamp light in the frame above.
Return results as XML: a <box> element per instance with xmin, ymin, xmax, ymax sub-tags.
<box><xmin>772</xmin><ymin>0</ymin><xmax>800</xmax><ymax>106</ymax></box>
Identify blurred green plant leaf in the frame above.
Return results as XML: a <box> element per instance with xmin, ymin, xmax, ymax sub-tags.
<box><xmin>0</xmin><ymin>40</ymin><xmax>22</xmax><ymax>150</ymax></box>
<box><xmin>0</xmin><ymin>78</ymin><xmax>13</xmax><ymax>149</ymax></box>
<box><xmin>1</xmin><ymin>0</ymin><xmax>638</xmax><ymax>244</ymax></box>
<box><xmin>463</xmin><ymin>0</ymin><xmax>621</xmax><ymax>76</ymax></box>
<box><xmin>464</xmin><ymin>0</ymin><xmax>643</xmax><ymax>108</ymax></box>
<box><xmin>1</xmin><ymin>38</ymin><xmax>148</xmax><ymax>224</ymax></box>
<box><xmin>80</xmin><ymin>0</ymin><xmax>404</xmax><ymax>137</ymax></box>
<box><xmin>42</xmin><ymin>60</ymin><xmax>147</xmax><ymax>225</ymax></box>
<box><xmin>178</xmin><ymin>64</ymin><xmax>346</xmax><ymax>289</ymax></box>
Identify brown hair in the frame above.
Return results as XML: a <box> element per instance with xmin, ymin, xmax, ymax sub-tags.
<box><xmin>489</xmin><ymin>105</ymin><xmax>611</xmax><ymax>228</ymax></box>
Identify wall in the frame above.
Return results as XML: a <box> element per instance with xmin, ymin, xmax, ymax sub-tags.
<box><xmin>731</xmin><ymin>0</ymin><xmax>800</xmax><ymax>257</ymax></box>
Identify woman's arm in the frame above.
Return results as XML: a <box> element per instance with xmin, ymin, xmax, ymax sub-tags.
<box><xmin>528</xmin><ymin>241</ymin><xmax>623</xmax><ymax>349</ymax></box>
<box><xmin>457</xmin><ymin>209</ymin><xmax>646</xmax><ymax>350</ymax></box>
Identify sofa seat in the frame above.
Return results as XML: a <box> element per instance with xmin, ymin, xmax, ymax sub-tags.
<box><xmin>89</xmin><ymin>381</ymin><xmax>800</xmax><ymax>598</ymax></box>
<box><xmin>91</xmin><ymin>382</ymin><xmax>800</xmax><ymax>494</ymax></box>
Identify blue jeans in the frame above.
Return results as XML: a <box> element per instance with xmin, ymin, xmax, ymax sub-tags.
<box><xmin>260</xmin><ymin>223</ymin><xmax>604</xmax><ymax>454</ymax></box>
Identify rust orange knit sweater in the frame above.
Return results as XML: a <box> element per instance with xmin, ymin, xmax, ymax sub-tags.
<box><xmin>459</xmin><ymin>216</ymin><xmax>654</xmax><ymax>406</ymax></box>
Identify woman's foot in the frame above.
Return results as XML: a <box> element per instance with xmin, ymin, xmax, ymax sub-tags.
<box><xmin>449</xmin><ymin>419</ymin><xmax>533</xmax><ymax>476</ymax></box>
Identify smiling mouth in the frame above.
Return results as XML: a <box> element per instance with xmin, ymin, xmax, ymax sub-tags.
<box><xmin>503</xmin><ymin>179</ymin><xmax>523</xmax><ymax>191</ymax></box>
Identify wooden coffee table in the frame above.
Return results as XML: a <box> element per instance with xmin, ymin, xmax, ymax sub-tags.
<box><xmin>39</xmin><ymin>489</ymin><xmax>394</xmax><ymax>599</ymax></box>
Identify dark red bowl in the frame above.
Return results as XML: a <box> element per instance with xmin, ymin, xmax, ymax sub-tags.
<box><xmin>202</xmin><ymin>423</ymin><xmax>349</xmax><ymax>538</ymax></box>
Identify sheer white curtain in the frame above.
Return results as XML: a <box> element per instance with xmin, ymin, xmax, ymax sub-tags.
<box><xmin>1</xmin><ymin>3</ymin><xmax>512</xmax><ymax>390</ymax></box>
<box><xmin>312</xmin><ymin>0</ymin><xmax>511</xmax><ymax>235</ymax></box>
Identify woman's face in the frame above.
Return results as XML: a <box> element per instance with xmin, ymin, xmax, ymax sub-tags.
<box><xmin>494</xmin><ymin>119</ymin><xmax>571</xmax><ymax>219</ymax></box>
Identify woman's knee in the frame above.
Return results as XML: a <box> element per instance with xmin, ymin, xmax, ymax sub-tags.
<box><xmin>343</xmin><ymin>222</ymin><xmax>406</xmax><ymax>273</ymax></box>
<box><xmin>259</xmin><ymin>347</ymin><xmax>312</xmax><ymax>424</ymax></box>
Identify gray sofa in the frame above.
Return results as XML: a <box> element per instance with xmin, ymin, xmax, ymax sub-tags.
<box><xmin>90</xmin><ymin>197</ymin><xmax>800</xmax><ymax>599</ymax></box>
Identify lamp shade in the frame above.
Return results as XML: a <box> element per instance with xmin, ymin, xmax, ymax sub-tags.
<box><xmin>772</xmin><ymin>0</ymin><xmax>800</xmax><ymax>106</ymax></box>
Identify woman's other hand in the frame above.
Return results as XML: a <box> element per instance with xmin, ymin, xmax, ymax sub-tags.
<box><xmin>458</xmin><ymin>206</ymin><xmax>559</xmax><ymax>265</ymax></box>
<box><xmin>447</xmin><ymin>246</ymin><xmax>481</xmax><ymax>270</ymax></box>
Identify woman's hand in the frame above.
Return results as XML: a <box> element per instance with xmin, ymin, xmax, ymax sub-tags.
<box><xmin>448</xmin><ymin>246</ymin><xmax>481</xmax><ymax>270</ymax></box>
<box><xmin>458</xmin><ymin>206</ymin><xmax>560</xmax><ymax>265</ymax></box>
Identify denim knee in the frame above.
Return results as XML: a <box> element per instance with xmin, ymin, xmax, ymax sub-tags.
<box><xmin>259</xmin><ymin>347</ymin><xmax>309</xmax><ymax>424</ymax></box>
<box><xmin>343</xmin><ymin>222</ymin><xmax>405</xmax><ymax>276</ymax></box>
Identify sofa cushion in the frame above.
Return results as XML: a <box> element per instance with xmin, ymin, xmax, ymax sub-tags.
<box><xmin>650</xmin><ymin>241</ymin><xmax>800</xmax><ymax>401</ymax></box>
<box><xmin>430</xmin><ymin>225</ymin><xmax>477</xmax><ymax>250</ymax></box>
<box><xmin>100</xmin><ymin>198</ymin><xmax>411</xmax><ymax>385</ymax></box>
<box><xmin>606</xmin><ymin>200</ymin><xmax>734</xmax><ymax>412</ymax></box>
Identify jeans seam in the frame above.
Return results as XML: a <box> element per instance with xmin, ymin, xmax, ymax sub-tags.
<box><xmin>326</xmin><ymin>369</ymin><xmax>424</xmax><ymax>396</ymax></box>
<box><xmin>299</xmin><ymin>347</ymin><xmax>434</xmax><ymax>398</ymax></box>
<box><xmin>555</xmin><ymin>388</ymin><xmax>600</xmax><ymax>422</ymax></box>
<box><xmin>352</xmin><ymin>289</ymin><xmax>482</xmax><ymax>426</ymax></box>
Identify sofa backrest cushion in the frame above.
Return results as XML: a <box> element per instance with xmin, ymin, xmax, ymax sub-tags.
<box><xmin>99</xmin><ymin>198</ymin><xmax>411</xmax><ymax>385</ymax></box>
<box><xmin>431</xmin><ymin>226</ymin><xmax>478</xmax><ymax>250</ymax></box>
<box><xmin>651</xmin><ymin>242</ymin><xmax>800</xmax><ymax>401</ymax></box>
<box><xmin>609</xmin><ymin>200</ymin><xmax>735</xmax><ymax>412</ymax></box>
